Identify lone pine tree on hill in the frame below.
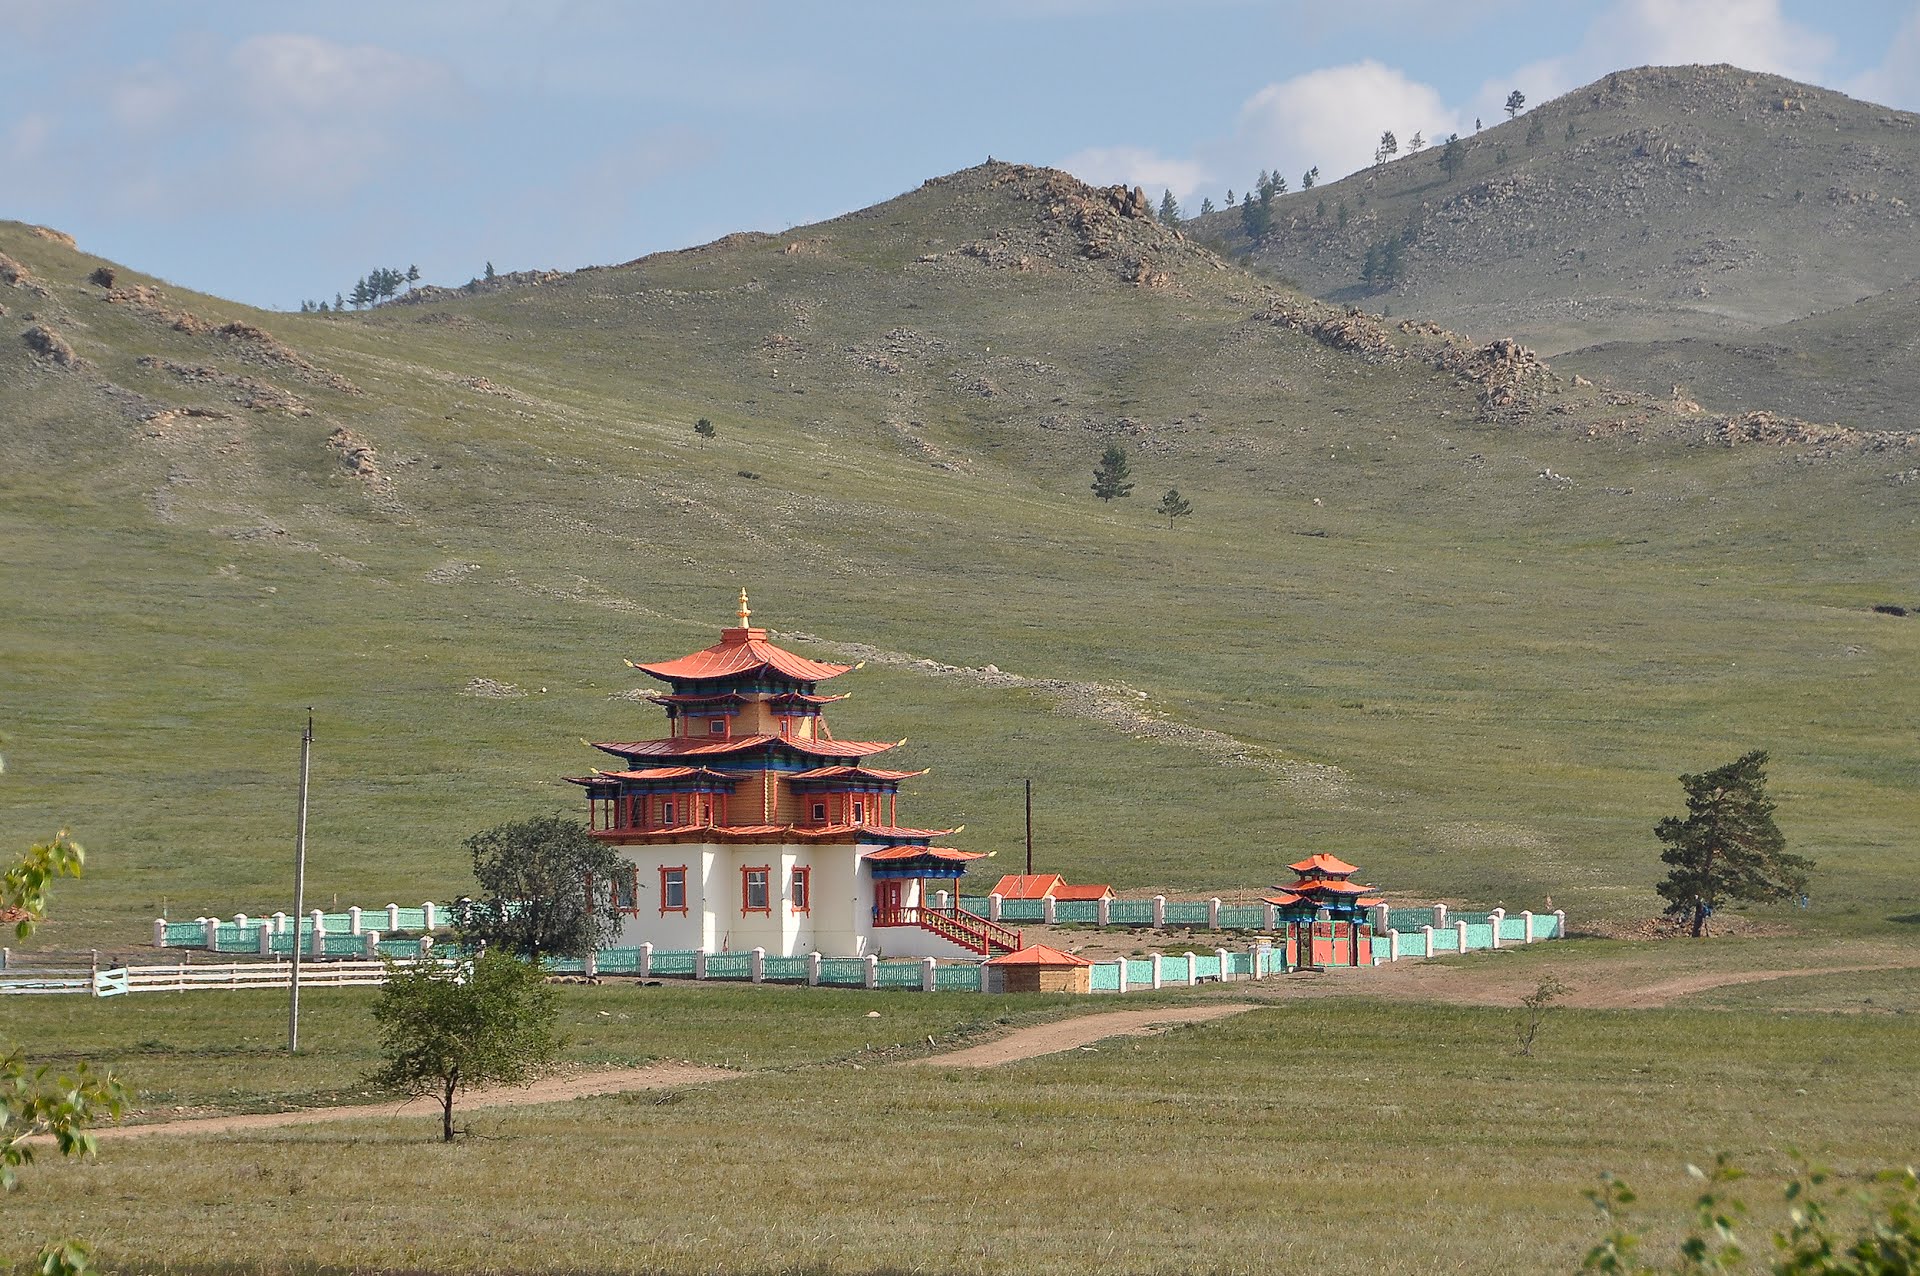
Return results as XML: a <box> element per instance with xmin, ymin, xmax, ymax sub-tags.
<box><xmin>1156</xmin><ymin>488</ymin><xmax>1192</xmax><ymax>525</ymax></box>
<box><xmin>1506</xmin><ymin>89</ymin><xmax>1526</xmax><ymax>119</ymax></box>
<box><xmin>1091</xmin><ymin>443</ymin><xmax>1134</xmax><ymax>502</ymax></box>
<box><xmin>1653</xmin><ymin>749</ymin><xmax>1811</xmax><ymax>937</ymax></box>
<box><xmin>1158</xmin><ymin>189</ymin><xmax>1181</xmax><ymax>224</ymax></box>
<box><xmin>694</xmin><ymin>417</ymin><xmax>715</xmax><ymax>446</ymax></box>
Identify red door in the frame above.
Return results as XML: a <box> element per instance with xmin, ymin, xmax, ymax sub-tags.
<box><xmin>1311</xmin><ymin>921</ymin><xmax>1339</xmax><ymax>966</ymax></box>
<box><xmin>874</xmin><ymin>879</ymin><xmax>904</xmax><ymax>923</ymax></box>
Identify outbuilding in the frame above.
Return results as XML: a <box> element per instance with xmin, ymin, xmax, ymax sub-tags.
<box><xmin>984</xmin><ymin>943</ymin><xmax>1093</xmax><ymax>994</ymax></box>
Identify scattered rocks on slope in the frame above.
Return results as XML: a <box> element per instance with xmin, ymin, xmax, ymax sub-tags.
<box><xmin>461</xmin><ymin>677</ymin><xmax>528</xmax><ymax>699</ymax></box>
<box><xmin>105</xmin><ymin>284</ymin><xmax>360</xmax><ymax>392</ymax></box>
<box><xmin>326</xmin><ymin>426</ymin><xmax>381</xmax><ymax>478</ymax></box>
<box><xmin>88</xmin><ymin>266</ymin><xmax>116</xmax><ymax>288</ymax></box>
<box><xmin>25</xmin><ymin>225</ymin><xmax>76</xmax><ymax>249</ymax></box>
<box><xmin>0</xmin><ymin>253</ymin><xmax>49</xmax><ymax>297</ymax></box>
<box><xmin>135</xmin><ymin>356</ymin><xmax>311</xmax><ymax>415</ymax></box>
<box><xmin>140</xmin><ymin>406</ymin><xmax>237</xmax><ymax>436</ymax></box>
<box><xmin>21</xmin><ymin>322</ymin><xmax>81</xmax><ymax>368</ymax></box>
<box><xmin>1432</xmin><ymin>337</ymin><xmax>1556</xmax><ymax>418</ymax></box>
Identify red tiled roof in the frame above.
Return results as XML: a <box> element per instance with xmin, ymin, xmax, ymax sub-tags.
<box><xmin>1051</xmin><ymin>883</ymin><xmax>1115</xmax><ymax>901</ymax></box>
<box><xmin>1286</xmin><ymin>878</ymin><xmax>1372</xmax><ymax>896</ymax></box>
<box><xmin>787</xmin><ymin>765</ymin><xmax>928</xmax><ymax>781</ymax></box>
<box><xmin>633</xmin><ymin>629</ymin><xmax>851</xmax><ymax>684</ymax></box>
<box><xmin>563</xmin><ymin>766</ymin><xmax>740</xmax><ymax>786</ymax></box>
<box><xmin>1261</xmin><ymin>892</ymin><xmax>1303</xmax><ymax>907</ymax></box>
<box><xmin>647</xmin><ymin>691</ymin><xmax>849</xmax><ymax>705</ymax></box>
<box><xmin>991</xmin><ymin>874</ymin><xmax>1064</xmax><ymax>900</ymax></box>
<box><xmin>851</xmin><ymin>824</ymin><xmax>957</xmax><ymax>841</ymax></box>
<box><xmin>1288</xmin><ymin>853</ymin><xmax>1360</xmax><ymax>876</ymax></box>
<box><xmin>862</xmin><ymin>846</ymin><xmax>987</xmax><ymax>863</ymax></box>
<box><xmin>592</xmin><ymin>735</ymin><xmax>899</xmax><ymax>761</ymax></box>
<box><xmin>985</xmin><ymin>943</ymin><xmax>1092</xmax><ymax>967</ymax></box>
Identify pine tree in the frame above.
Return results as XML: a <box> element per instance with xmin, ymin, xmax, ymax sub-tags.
<box><xmin>1156</xmin><ymin>488</ymin><xmax>1192</xmax><ymax>526</ymax></box>
<box><xmin>1506</xmin><ymin>89</ymin><xmax>1526</xmax><ymax>119</ymax></box>
<box><xmin>1091</xmin><ymin>443</ymin><xmax>1134</xmax><ymax>502</ymax></box>
<box><xmin>1225</xmin><ymin>188</ymin><xmax>1236</xmax><ymax>206</ymax></box>
<box><xmin>1240</xmin><ymin>186</ymin><xmax>1274</xmax><ymax>241</ymax></box>
<box><xmin>406</xmin><ymin>264</ymin><xmax>421</xmax><ymax>291</ymax></box>
<box><xmin>1375</xmin><ymin>130</ymin><xmax>1398</xmax><ymax>166</ymax></box>
<box><xmin>1408</xmin><ymin>132</ymin><xmax>1425</xmax><ymax>153</ymax></box>
<box><xmin>1654</xmin><ymin>750</ymin><xmax>1812</xmax><ymax>937</ymax></box>
<box><xmin>1302</xmin><ymin>166</ymin><xmax>1319</xmax><ymax>189</ymax></box>
<box><xmin>334</xmin><ymin>292</ymin><xmax>345</xmax><ymax>312</ymax></box>
<box><xmin>1439</xmin><ymin>134</ymin><xmax>1465</xmax><ymax>181</ymax></box>
<box><xmin>694</xmin><ymin>417</ymin><xmax>715</xmax><ymax>447</ymax></box>
<box><xmin>1158</xmin><ymin>189</ymin><xmax>1181</xmax><ymax>224</ymax></box>
<box><xmin>1272</xmin><ymin>172</ymin><xmax>1288</xmax><ymax>194</ymax></box>
<box><xmin>484</xmin><ymin>261</ymin><xmax>497</xmax><ymax>281</ymax></box>
<box><xmin>1198</xmin><ymin>196</ymin><xmax>1215</xmax><ymax>217</ymax></box>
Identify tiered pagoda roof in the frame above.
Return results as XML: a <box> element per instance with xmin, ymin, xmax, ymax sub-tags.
<box><xmin>1264</xmin><ymin>852</ymin><xmax>1382</xmax><ymax>915</ymax></box>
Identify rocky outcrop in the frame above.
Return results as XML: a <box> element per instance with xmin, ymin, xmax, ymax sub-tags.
<box><xmin>326</xmin><ymin>426</ymin><xmax>381</xmax><ymax>478</ymax></box>
<box><xmin>106</xmin><ymin>285</ymin><xmax>359</xmax><ymax>393</ymax></box>
<box><xmin>21</xmin><ymin>322</ymin><xmax>81</xmax><ymax>368</ymax></box>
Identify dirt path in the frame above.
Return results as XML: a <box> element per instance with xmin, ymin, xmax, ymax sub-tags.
<box><xmin>1560</xmin><ymin>963</ymin><xmax>1920</xmax><ymax>1009</ymax></box>
<box><xmin>94</xmin><ymin>1063</ymin><xmax>733</xmax><ymax>1141</ymax></box>
<box><xmin>900</xmin><ymin>1002</ymin><xmax>1260</xmax><ymax>1068</ymax></box>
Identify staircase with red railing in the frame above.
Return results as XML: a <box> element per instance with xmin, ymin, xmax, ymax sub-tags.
<box><xmin>874</xmin><ymin>905</ymin><xmax>1022</xmax><ymax>957</ymax></box>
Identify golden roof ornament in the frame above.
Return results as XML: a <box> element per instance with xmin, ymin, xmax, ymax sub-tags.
<box><xmin>737</xmin><ymin>588</ymin><xmax>752</xmax><ymax>628</ymax></box>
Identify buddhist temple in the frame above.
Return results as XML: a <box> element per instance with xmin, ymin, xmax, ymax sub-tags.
<box><xmin>1262</xmin><ymin>853</ymin><xmax>1382</xmax><ymax>967</ymax></box>
<box><xmin>567</xmin><ymin>592</ymin><xmax>1020</xmax><ymax>959</ymax></box>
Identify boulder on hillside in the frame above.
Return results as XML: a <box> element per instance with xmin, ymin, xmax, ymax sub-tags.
<box><xmin>22</xmin><ymin>322</ymin><xmax>81</xmax><ymax>368</ymax></box>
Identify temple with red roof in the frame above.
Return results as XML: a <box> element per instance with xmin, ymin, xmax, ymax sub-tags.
<box><xmin>568</xmin><ymin>592</ymin><xmax>1019</xmax><ymax>959</ymax></box>
<box><xmin>1262</xmin><ymin>853</ymin><xmax>1383</xmax><ymax>967</ymax></box>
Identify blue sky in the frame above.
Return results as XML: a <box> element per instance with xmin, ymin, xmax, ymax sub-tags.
<box><xmin>6</xmin><ymin>0</ymin><xmax>1916</xmax><ymax>309</ymax></box>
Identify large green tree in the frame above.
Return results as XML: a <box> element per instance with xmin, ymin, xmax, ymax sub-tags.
<box><xmin>1654</xmin><ymin>750</ymin><xmax>1811</xmax><ymax>936</ymax></box>
<box><xmin>461</xmin><ymin>815</ymin><xmax>622</xmax><ymax>959</ymax></box>
<box><xmin>1091</xmin><ymin>443</ymin><xmax>1134</xmax><ymax>502</ymax></box>
<box><xmin>370</xmin><ymin>949</ymin><xmax>561</xmax><ymax>1142</ymax></box>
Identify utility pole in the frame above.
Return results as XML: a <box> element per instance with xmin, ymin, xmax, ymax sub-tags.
<box><xmin>1024</xmin><ymin>778</ymin><xmax>1033</xmax><ymax>876</ymax></box>
<box><xmin>288</xmin><ymin>710</ymin><xmax>313</xmax><ymax>1054</ymax></box>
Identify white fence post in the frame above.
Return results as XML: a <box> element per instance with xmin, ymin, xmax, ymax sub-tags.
<box><xmin>1098</xmin><ymin>897</ymin><xmax>1111</xmax><ymax>926</ymax></box>
<box><xmin>1215</xmin><ymin>947</ymin><xmax>1230</xmax><ymax>980</ymax></box>
<box><xmin>153</xmin><ymin>918</ymin><xmax>168</xmax><ymax>947</ymax></box>
<box><xmin>807</xmin><ymin>951</ymin><xmax>821</xmax><ymax>986</ymax></box>
<box><xmin>271</xmin><ymin>911</ymin><xmax>287</xmax><ymax>935</ymax></box>
<box><xmin>750</xmin><ymin>947</ymin><xmax>765</xmax><ymax>983</ymax></box>
<box><xmin>1184</xmin><ymin>954</ymin><xmax>1198</xmax><ymax>987</ymax></box>
<box><xmin>639</xmin><ymin>942</ymin><xmax>653</xmax><ymax>977</ymax></box>
<box><xmin>1422</xmin><ymin>925</ymin><xmax>1435</xmax><ymax>957</ymax></box>
<box><xmin>921</xmin><ymin>957</ymin><xmax>936</xmax><ymax>992</ymax></box>
<box><xmin>234</xmin><ymin>913</ymin><xmax>249</xmax><ymax>932</ymax></box>
<box><xmin>863</xmin><ymin>955</ymin><xmax>879</xmax><ymax>989</ymax></box>
<box><xmin>1489</xmin><ymin>907</ymin><xmax>1505</xmax><ymax>949</ymax></box>
<box><xmin>1455</xmin><ymin>920</ymin><xmax>1469</xmax><ymax>952</ymax></box>
<box><xmin>258</xmin><ymin>926</ymin><xmax>272</xmax><ymax>956</ymax></box>
<box><xmin>584</xmin><ymin>950</ymin><xmax>598</xmax><ymax>978</ymax></box>
<box><xmin>978</xmin><ymin>961</ymin><xmax>993</xmax><ymax>993</ymax></box>
<box><xmin>693</xmin><ymin>949</ymin><xmax>708</xmax><ymax>980</ymax></box>
<box><xmin>1554</xmin><ymin>909</ymin><xmax>1566</xmax><ymax>939</ymax></box>
<box><xmin>348</xmin><ymin>906</ymin><xmax>363</xmax><ymax>936</ymax></box>
<box><xmin>934</xmin><ymin>890</ymin><xmax>949</xmax><ymax>912</ymax></box>
<box><xmin>1153</xmin><ymin>895</ymin><xmax>1166</xmax><ymax>928</ymax></box>
<box><xmin>202</xmin><ymin>918</ymin><xmax>219</xmax><ymax>952</ymax></box>
<box><xmin>985</xmin><ymin>893</ymin><xmax>1001</xmax><ymax>922</ymax></box>
<box><xmin>1208</xmin><ymin>898</ymin><xmax>1221</xmax><ymax>930</ymax></box>
<box><xmin>1371</xmin><ymin>903</ymin><xmax>1390</xmax><ymax>933</ymax></box>
<box><xmin>1115</xmin><ymin>958</ymin><xmax>1129</xmax><ymax>994</ymax></box>
<box><xmin>310</xmin><ymin>908</ymin><xmax>326</xmax><ymax>937</ymax></box>
<box><xmin>386</xmin><ymin>904</ymin><xmax>401</xmax><ymax>930</ymax></box>
<box><xmin>1386</xmin><ymin>928</ymin><xmax>1399</xmax><ymax>962</ymax></box>
<box><xmin>1042</xmin><ymin>896</ymin><xmax>1057</xmax><ymax>925</ymax></box>
<box><xmin>1248</xmin><ymin>943</ymin><xmax>1262</xmax><ymax>979</ymax></box>
<box><xmin>1522</xmin><ymin>910</ymin><xmax>1535</xmax><ymax>943</ymax></box>
<box><xmin>309</xmin><ymin>920</ymin><xmax>326</xmax><ymax>958</ymax></box>
<box><xmin>1264</xmin><ymin>902</ymin><xmax>1278</xmax><ymax>930</ymax></box>
<box><xmin>422</xmin><ymin>901</ymin><xmax>437</xmax><ymax>931</ymax></box>
<box><xmin>1431</xmin><ymin>903</ymin><xmax>1448</xmax><ymax>929</ymax></box>
<box><xmin>364</xmin><ymin>930</ymin><xmax>381</xmax><ymax>958</ymax></box>
<box><xmin>1150</xmin><ymin>954</ymin><xmax>1164</xmax><ymax>990</ymax></box>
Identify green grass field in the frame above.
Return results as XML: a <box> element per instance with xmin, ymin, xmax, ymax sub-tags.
<box><xmin>8</xmin><ymin>982</ymin><xmax>1916</xmax><ymax>1274</ymax></box>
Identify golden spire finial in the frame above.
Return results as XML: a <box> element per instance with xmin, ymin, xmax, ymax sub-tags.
<box><xmin>737</xmin><ymin>587</ymin><xmax>751</xmax><ymax>628</ymax></box>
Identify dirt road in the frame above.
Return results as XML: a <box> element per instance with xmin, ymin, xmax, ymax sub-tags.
<box><xmin>900</xmin><ymin>1002</ymin><xmax>1260</xmax><ymax>1067</ymax></box>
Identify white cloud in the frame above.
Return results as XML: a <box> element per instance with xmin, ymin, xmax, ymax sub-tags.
<box><xmin>1848</xmin><ymin>3</ymin><xmax>1920</xmax><ymax>109</ymax></box>
<box><xmin>1489</xmin><ymin>0</ymin><xmax>1837</xmax><ymax>114</ymax></box>
<box><xmin>1225</xmin><ymin>61</ymin><xmax>1464</xmax><ymax>185</ymax></box>
<box><xmin>1056</xmin><ymin>145</ymin><xmax>1210</xmax><ymax>203</ymax></box>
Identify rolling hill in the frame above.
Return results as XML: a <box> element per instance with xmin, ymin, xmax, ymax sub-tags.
<box><xmin>1192</xmin><ymin>64</ymin><xmax>1920</xmax><ymax>355</ymax></box>
<box><xmin>2</xmin><ymin>155</ymin><xmax>1916</xmax><ymax>952</ymax></box>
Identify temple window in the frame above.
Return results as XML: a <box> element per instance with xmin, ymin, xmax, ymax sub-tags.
<box><xmin>612</xmin><ymin>867</ymin><xmax>638</xmax><ymax>915</ymax></box>
<box><xmin>708</xmin><ymin>718</ymin><xmax>725</xmax><ymax>735</ymax></box>
<box><xmin>660</xmin><ymin>866</ymin><xmax>687</xmax><ymax>914</ymax></box>
<box><xmin>742</xmin><ymin>866</ymin><xmax>771</xmax><ymax>914</ymax></box>
<box><xmin>811</xmin><ymin>801</ymin><xmax>827</xmax><ymax>823</ymax></box>
<box><xmin>852</xmin><ymin>799</ymin><xmax>866</xmax><ymax>825</ymax></box>
<box><xmin>791</xmin><ymin>866</ymin><xmax>810</xmax><ymax>914</ymax></box>
<box><xmin>662</xmin><ymin>800</ymin><xmax>677</xmax><ymax>827</ymax></box>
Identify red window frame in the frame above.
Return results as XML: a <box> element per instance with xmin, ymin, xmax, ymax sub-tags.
<box><xmin>611</xmin><ymin>865</ymin><xmax>640</xmax><ymax>915</ymax></box>
<box><xmin>791</xmin><ymin>866</ymin><xmax>811</xmax><ymax>914</ymax></box>
<box><xmin>810</xmin><ymin>801</ymin><xmax>827</xmax><ymax>824</ymax></box>
<box><xmin>741</xmin><ymin>865</ymin><xmax>771</xmax><ymax>915</ymax></box>
<box><xmin>659</xmin><ymin>865</ymin><xmax>688</xmax><ymax>915</ymax></box>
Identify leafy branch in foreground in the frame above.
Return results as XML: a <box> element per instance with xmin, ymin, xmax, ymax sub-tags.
<box><xmin>1583</xmin><ymin>1156</ymin><xmax>1920</xmax><ymax>1274</ymax></box>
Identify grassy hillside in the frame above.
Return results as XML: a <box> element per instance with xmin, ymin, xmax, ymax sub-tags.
<box><xmin>2</xmin><ymin>159</ymin><xmax>1916</xmax><ymax>954</ymax></box>
<box><xmin>1560</xmin><ymin>278</ymin><xmax>1920</xmax><ymax>431</ymax></box>
<box><xmin>1192</xmin><ymin>64</ymin><xmax>1920</xmax><ymax>353</ymax></box>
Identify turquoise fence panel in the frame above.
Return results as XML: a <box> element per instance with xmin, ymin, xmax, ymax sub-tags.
<box><xmin>1499</xmin><ymin>917</ymin><xmax>1529</xmax><ymax>942</ymax></box>
<box><xmin>596</xmin><ymin>948</ymin><xmax>641</xmax><ymax>974</ymax></box>
<box><xmin>705</xmin><ymin>953</ymin><xmax>751</xmax><ymax>980</ymax></box>
<box><xmin>1395</xmin><ymin>930</ymin><xmax>1426</xmax><ymax>957</ymax></box>
<box><xmin>375</xmin><ymin>939</ymin><xmax>423</xmax><ymax>960</ymax></box>
<box><xmin>1387</xmin><ymin>908</ymin><xmax>1435</xmax><ymax>932</ymax></box>
<box><xmin>650</xmin><ymin>950</ymin><xmax>696</xmax><ymax>976</ymax></box>
<box><xmin>544</xmin><ymin>957</ymin><xmax>588</xmax><ymax>974</ymax></box>
<box><xmin>1536</xmin><ymin>914</ymin><xmax>1561</xmax><ymax>939</ymax></box>
<box><xmin>268</xmin><ymin>933</ymin><xmax>295</xmax><ymax>956</ymax></box>
<box><xmin>320</xmin><ymin>934</ymin><xmax>363</xmax><ymax>956</ymax></box>
<box><xmin>934</xmin><ymin>964</ymin><xmax>981</xmax><ymax>992</ymax></box>
<box><xmin>818</xmin><ymin>958</ymin><xmax>867</xmax><ymax>986</ymax></box>
<box><xmin>761</xmin><ymin>956</ymin><xmax>808</xmax><ymax>982</ymax></box>
<box><xmin>876</xmin><ymin>962</ymin><xmax>922</xmax><ymax>989</ymax></box>
<box><xmin>959</xmin><ymin>896</ymin><xmax>994</xmax><ymax>916</ymax></box>
<box><xmin>163</xmin><ymin>921</ymin><xmax>207</xmax><ymax>946</ymax></box>
<box><xmin>1053</xmin><ymin>901</ymin><xmax>1099</xmax><ymax>923</ymax></box>
<box><xmin>213</xmin><ymin>924</ymin><xmax>255</xmax><ymax>952</ymax></box>
<box><xmin>1430</xmin><ymin>928</ymin><xmax>1459</xmax><ymax>953</ymax></box>
<box><xmin>1454</xmin><ymin>911</ymin><xmax>1494</xmax><ymax>926</ymax></box>
<box><xmin>394</xmin><ymin>907</ymin><xmax>430</xmax><ymax>931</ymax></box>
<box><xmin>1124</xmin><ymin>958</ymin><xmax>1155</xmax><ymax>986</ymax></box>
<box><xmin>1163</xmin><ymin>902</ymin><xmax>1210</xmax><ymax>926</ymax></box>
<box><xmin>998</xmin><ymin>900</ymin><xmax>1045</xmax><ymax>923</ymax></box>
<box><xmin>1370</xmin><ymin>936</ymin><xmax>1392</xmax><ymax>964</ymax></box>
<box><xmin>1108</xmin><ymin>901</ymin><xmax>1155</xmax><ymax>925</ymax></box>
<box><xmin>1219</xmin><ymin>905</ymin><xmax>1267</xmax><ymax>930</ymax></box>
<box><xmin>1465</xmin><ymin>923</ymin><xmax>1495</xmax><ymax>951</ymax></box>
<box><xmin>1226</xmin><ymin>952</ymin><xmax>1253</xmax><ymax>976</ymax></box>
<box><xmin>1193</xmin><ymin>953</ymin><xmax>1222</xmax><ymax>979</ymax></box>
<box><xmin>1089</xmin><ymin>962</ymin><xmax>1121</xmax><ymax>992</ymax></box>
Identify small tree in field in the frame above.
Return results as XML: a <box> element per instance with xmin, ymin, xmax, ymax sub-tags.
<box><xmin>694</xmin><ymin>417</ymin><xmax>715</xmax><ymax>447</ymax></box>
<box><xmin>1654</xmin><ymin>750</ymin><xmax>1811</xmax><ymax>937</ymax></box>
<box><xmin>462</xmin><ymin>815</ymin><xmax>623</xmax><ymax>959</ymax></box>
<box><xmin>370</xmin><ymin>949</ymin><xmax>560</xmax><ymax>1142</ymax></box>
<box><xmin>1439</xmin><ymin>134</ymin><xmax>1465</xmax><ymax>180</ymax></box>
<box><xmin>1091</xmin><ymin>443</ymin><xmax>1134</xmax><ymax>502</ymax></box>
<box><xmin>1155</xmin><ymin>488</ymin><xmax>1192</xmax><ymax>526</ymax></box>
<box><xmin>1506</xmin><ymin>89</ymin><xmax>1526</xmax><ymax>119</ymax></box>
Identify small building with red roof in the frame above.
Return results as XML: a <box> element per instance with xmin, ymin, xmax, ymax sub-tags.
<box><xmin>567</xmin><ymin>592</ymin><xmax>1017</xmax><ymax>961</ymax></box>
<box><xmin>989</xmin><ymin>874</ymin><xmax>1114</xmax><ymax>902</ymax></box>
<box><xmin>984</xmin><ymin>943</ymin><xmax>1093</xmax><ymax>993</ymax></box>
